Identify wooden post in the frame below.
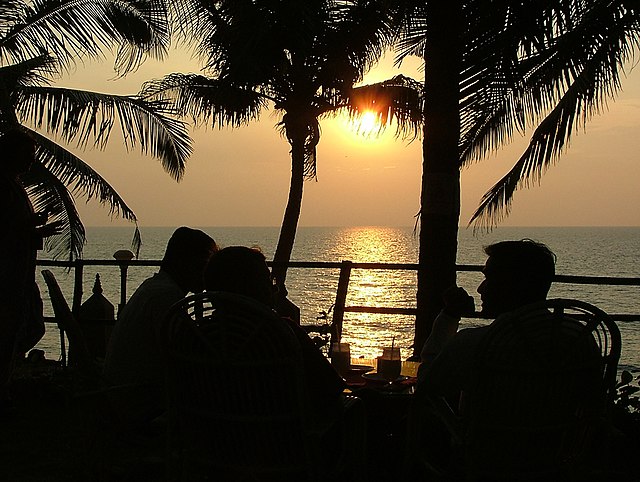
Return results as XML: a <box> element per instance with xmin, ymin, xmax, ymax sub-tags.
<box><xmin>331</xmin><ymin>261</ymin><xmax>352</xmax><ymax>348</ymax></box>
<box><xmin>72</xmin><ymin>262</ymin><xmax>83</xmax><ymax>315</ymax></box>
<box><xmin>119</xmin><ymin>264</ymin><xmax>128</xmax><ymax>314</ymax></box>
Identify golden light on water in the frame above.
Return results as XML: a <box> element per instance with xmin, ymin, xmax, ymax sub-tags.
<box><xmin>334</xmin><ymin>227</ymin><xmax>418</xmax><ymax>360</ymax></box>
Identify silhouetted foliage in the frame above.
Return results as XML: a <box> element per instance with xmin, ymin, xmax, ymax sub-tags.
<box><xmin>140</xmin><ymin>0</ymin><xmax>421</xmax><ymax>284</ymax></box>
<box><xmin>0</xmin><ymin>0</ymin><xmax>190</xmax><ymax>260</ymax></box>
<box><xmin>613</xmin><ymin>370</ymin><xmax>640</xmax><ymax>440</ymax></box>
<box><xmin>383</xmin><ymin>1</ymin><xmax>640</xmax><ymax>355</ymax></box>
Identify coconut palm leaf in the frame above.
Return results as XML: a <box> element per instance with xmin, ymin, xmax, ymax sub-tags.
<box><xmin>392</xmin><ymin>0</ymin><xmax>639</xmax><ymax>229</ymax></box>
<box><xmin>15</xmin><ymin>85</ymin><xmax>191</xmax><ymax>180</ymax></box>
<box><xmin>470</xmin><ymin>61</ymin><xmax>626</xmax><ymax>227</ymax></box>
<box><xmin>140</xmin><ymin>73</ymin><xmax>267</xmax><ymax>128</ymax></box>
<box><xmin>0</xmin><ymin>54</ymin><xmax>55</xmax><ymax>89</ymax></box>
<box><xmin>344</xmin><ymin>74</ymin><xmax>424</xmax><ymax>140</ymax></box>
<box><xmin>21</xmin><ymin>161</ymin><xmax>87</xmax><ymax>262</ymax></box>
<box><xmin>0</xmin><ymin>0</ymin><xmax>170</xmax><ymax>74</ymax></box>
<box><xmin>469</xmin><ymin>1</ymin><xmax>640</xmax><ymax>226</ymax></box>
<box><xmin>31</xmin><ymin>129</ymin><xmax>140</xmax><ymax>218</ymax></box>
<box><xmin>23</xmin><ymin>131</ymin><xmax>141</xmax><ymax>260</ymax></box>
<box><xmin>314</xmin><ymin>0</ymin><xmax>398</xmax><ymax>86</ymax></box>
<box><xmin>0</xmin><ymin>1</ymin><xmax>23</xmax><ymax>23</ymax></box>
<box><xmin>23</xmin><ymin>129</ymin><xmax>142</xmax><ymax>258</ymax></box>
<box><xmin>460</xmin><ymin>1</ymin><xmax>632</xmax><ymax>165</ymax></box>
<box><xmin>391</xmin><ymin>0</ymin><xmax>427</xmax><ymax>60</ymax></box>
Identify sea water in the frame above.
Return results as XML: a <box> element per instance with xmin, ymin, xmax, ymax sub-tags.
<box><xmin>36</xmin><ymin>226</ymin><xmax>640</xmax><ymax>372</ymax></box>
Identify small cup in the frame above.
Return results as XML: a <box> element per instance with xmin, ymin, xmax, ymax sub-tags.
<box><xmin>330</xmin><ymin>342</ymin><xmax>351</xmax><ymax>376</ymax></box>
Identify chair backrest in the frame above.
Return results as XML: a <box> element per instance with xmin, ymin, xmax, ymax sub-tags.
<box><xmin>41</xmin><ymin>269</ymin><xmax>93</xmax><ymax>371</ymax></box>
<box><xmin>464</xmin><ymin>298</ymin><xmax>621</xmax><ymax>479</ymax></box>
<box><xmin>162</xmin><ymin>291</ymin><xmax>318</xmax><ymax>481</ymax></box>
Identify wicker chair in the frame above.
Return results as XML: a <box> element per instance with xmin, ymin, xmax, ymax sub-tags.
<box><xmin>162</xmin><ymin>291</ymin><xmax>321</xmax><ymax>481</ymax></box>
<box><xmin>413</xmin><ymin>298</ymin><xmax>621</xmax><ymax>481</ymax></box>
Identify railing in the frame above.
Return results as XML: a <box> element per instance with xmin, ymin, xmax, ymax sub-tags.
<box><xmin>38</xmin><ymin>258</ymin><xmax>161</xmax><ymax>315</ymax></box>
<box><xmin>37</xmin><ymin>258</ymin><xmax>640</xmax><ymax>335</ymax></box>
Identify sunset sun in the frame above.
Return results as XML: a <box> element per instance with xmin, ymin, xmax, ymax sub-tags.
<box><xmin>347</xmin><ymin>110</ymin><xmax>385</xmax><ymax>139</ymax></box>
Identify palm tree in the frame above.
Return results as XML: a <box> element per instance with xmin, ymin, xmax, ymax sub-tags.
<box><xmin>388</xmin><ymin>0</ymin><xmax>640</xmax><ymax>357</ymax></box>
<box><xmin>139</xmin><ymin>0</ymin><xmax>421</xmax><ymax>286</ymax></box>
<box><xmin>0</xmin><ymin>0</ymin><xmax>191</xmax><ymax>260</ymax></box>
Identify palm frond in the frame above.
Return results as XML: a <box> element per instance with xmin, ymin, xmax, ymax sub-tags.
<box><xmin>20</xmin><ymin>161</ymin><xmax>86</xmax><ymax>261</ymax></box>
<box><xmin>344</xmin><ymin>75</ymin><xmax>423</xmax><ymax>140</ymax></box>
<box><xmin>469</xmin><ymin>1</ymin><xmax>640</xmax><ymax>228</ymax></box>
<box><xmin>391</xmin><ymin>0</ymin><xmax>428</xmax><ymax>62</ymax></box>
<box><xmin>317</xmin><ymin>0</ymin><xmax>397</xmax><ymax>85</ymax></box>
<box><xmin>140</xmin><ymin>73</ymin><xmax>267</xmax><ymax>128</ymax></box>
<box><xmin>0</xmin><ymin>54</ymin><xmax>56</xmax><ymax>88</ymax></box>
<box><xmin>460</xmin><ymin>0</ymin><xmax>640</xmax><ymax>166</ymax></box>
<box><xmin>16</xmin><ymin>85</ymin><xmax>191</xmax><ymax>180</ymax></box>
<box><xmin>30</xmin><ymin>130</ymin><xmax>140</xmax><ymax>222</ymax></box>
<box><xmin>0</xmin><ymin>0</ymin><xmax>23</xmax><ymax>26</ymax></box>
<box><xmin>0</xmin><ymin>0</ymin><xmax>170</xmax><ymax>75</ymax></box>
<box><xmin>0</xmin><ymin>55</ymin><xmax>55</xmax><ymax>125</ymax></box>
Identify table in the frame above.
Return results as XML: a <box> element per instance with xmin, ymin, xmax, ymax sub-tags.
<box><xmin>340</xmin><ymin>359</ymin><xmax>421</xmax><ymax>480</ymax></box>
<box><xmin>341</xmin><ymin>358</ymin><xmax>420</xmax><ymax>389</ymax></box>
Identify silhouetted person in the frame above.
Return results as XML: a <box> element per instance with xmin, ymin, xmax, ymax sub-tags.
<box><xmin>205</xmin><ymin>246</ymin><xmax>345</xmax><ymax>417</ymax></box>
<box><xmin>417</xmin><ymin>239</ymin><xmax>556</xmax><ymax>400</ymax></box>
<box><xmin>412</xmin><ymin>240</ymin><xmax>621</xmax><ymax>480</ymax></box>
<box><xmin>0</xmin><ymin>128</ymin><xmax>61</xmax><ymax>404</ymax></box>
<box><xmin>103</xmin><ymin>227</ymin><xmax>218</xmax><ymax>424</ymax></box>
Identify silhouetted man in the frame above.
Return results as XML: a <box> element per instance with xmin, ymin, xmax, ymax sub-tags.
<box><xmin>417</xmin><ymin>239</ymin><xmax>556</xmax><ymax>399</ymax></box>
<box><xmin>0</xmin><ymin>128</ymin><xmax>62</xmax><ymax>404</ymax></box>
<box><xmin>104</xmin><ymin>227</ymin><xmax>218</xmax><ymax>424</ymax></box>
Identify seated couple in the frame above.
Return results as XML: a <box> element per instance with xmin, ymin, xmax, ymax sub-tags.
<box><xmin>103</xmin><ymin>228</ymin><xmax>344</xmax><ymax>435</ymax></box>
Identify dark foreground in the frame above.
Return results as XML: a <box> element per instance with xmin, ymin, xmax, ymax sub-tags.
<box><xmin>1</xmin><ymin>364</ymin><xmax>88</xmax><ymax>481</ymax></box>
<box><xmin>3</xmin><ymin>359</ymin><xmax>640</xmax><ymax>482</ymax></box>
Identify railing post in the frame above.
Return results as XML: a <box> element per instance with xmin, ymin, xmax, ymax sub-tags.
<box><xmin>331</xmin><ymin>260</ymin><xmax>352</xmax><ymax>346</ymax></box>
<box><xmin>72</xmin><ymin>261</ymin><xmax>83</xmax><ymax>316</ymax></box>
<box><xmin>119</xmin><ymin>265</ymin><xmax>128</xmax><ymax>315</ymax></box>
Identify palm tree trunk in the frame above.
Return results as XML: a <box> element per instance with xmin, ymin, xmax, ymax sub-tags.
<box><xmin>412</xmin><ymin>1</ymin><xmax>462</xmax><ymax>358</ymax></box>
<box><xmin>272</xmin><ymin>120</ymin><xmax>306</xmax><ymax>287</ymax></box>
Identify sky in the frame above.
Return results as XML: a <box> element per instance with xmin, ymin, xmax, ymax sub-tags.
<box><xmin>55</xmin><ymin>47</ymin><xmax>640</xmax><ymax>229</ymax></box>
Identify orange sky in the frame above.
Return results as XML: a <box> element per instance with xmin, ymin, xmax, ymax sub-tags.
<box><xmin>55</xmin><ymin>48</ymin><xmax>640</xmax><ymax>228</ymax></box>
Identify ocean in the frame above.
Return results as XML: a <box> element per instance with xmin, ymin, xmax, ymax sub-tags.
<box><xmin>36</xmin><ymin>226</ymin><xmax>640</xmax><ymax>372</ymax></box>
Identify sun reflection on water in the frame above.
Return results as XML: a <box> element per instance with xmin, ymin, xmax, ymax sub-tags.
<box><xmin>332</xmin><ymin>227</ymin><xmax>418</xmax><ymax>360</ymax></box>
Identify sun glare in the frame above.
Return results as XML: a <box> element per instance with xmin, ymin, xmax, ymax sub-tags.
<box><xmin>330</xmin><ymin>108</ymin><xmax>397</xmax><ymax>148</ymax></box>
<box><xmin>350</xmin><ymin>110</ymin><xmax>384</xmax><ymax>138</ymax></box>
